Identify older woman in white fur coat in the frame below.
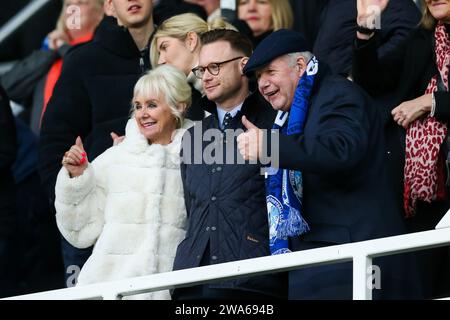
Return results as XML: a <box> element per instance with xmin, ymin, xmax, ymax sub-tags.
<box><xmin>55</xmin><ymin>65</ymin><xmax>193</xmax><ymax>299</ymax></box>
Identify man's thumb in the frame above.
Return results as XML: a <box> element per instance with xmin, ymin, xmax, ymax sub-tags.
<box><xmin>242</xmin><ymin>115</ymin><xmax>257</xmax><ymax>130</ymax></box>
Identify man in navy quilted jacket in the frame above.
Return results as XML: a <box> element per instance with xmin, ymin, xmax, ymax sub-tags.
<box><xmin>172</xmin><ymin>29</ymin><xmax>286</xmax><ymax>299</ymax></box>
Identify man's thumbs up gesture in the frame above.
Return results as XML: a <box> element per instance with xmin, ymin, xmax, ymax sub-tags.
<box><xmin>61</xmin><ymin>136</ymin><xmax>88</xmax><ymax>178</ymax></box>
<box><xmin>237</xmin><ymin>115</ymin><xmax>263</xmax><ymax>161</ymax></box>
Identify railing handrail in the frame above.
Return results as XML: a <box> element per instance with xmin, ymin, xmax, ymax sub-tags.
<box><xmin>0</xmin><ymin>0</ymin><xmax>52</xmax><ymax>44</ymax></box>
<box><xmin>4</xmin><ymin>226</ymin><xmax>450</xmax><ymax>300</ymax></box>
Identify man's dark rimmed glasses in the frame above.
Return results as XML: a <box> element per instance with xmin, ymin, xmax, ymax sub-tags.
<box><xmin>192</xmin><ymin>56</ymin><xmax>243</xmax><ymax>79</ymax></box>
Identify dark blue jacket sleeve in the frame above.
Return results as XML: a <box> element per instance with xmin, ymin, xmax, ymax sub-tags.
<box><xmin>314</xmin><ymin>0</ymin><xmax>420</xmax><ymax>76</ymax></box>
<box><xmin>376</xmin><ymin>0</ymin><xmax>421</xmax><ymax>58</ymax></box>
<box><xmin>277</xmin><ymin>80</ymin><xmax>370</xmax><ymax>175</ymax></box>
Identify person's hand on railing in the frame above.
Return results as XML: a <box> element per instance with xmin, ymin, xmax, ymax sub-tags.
<box><xmin>61</xmin><ymin>136</ymin><xmax>88</xmax><ymax>178</ymax></box>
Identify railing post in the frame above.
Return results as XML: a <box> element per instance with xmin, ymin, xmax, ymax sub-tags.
<box><xmin>353</xmin><ymin>255</ymin><xmax>372</xmax><ymax>300</ymax></box>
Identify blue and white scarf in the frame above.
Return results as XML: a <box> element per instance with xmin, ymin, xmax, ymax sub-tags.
<box><xmin>266</xmin><ymin>56</ymin><xmax>319</xmax><ymax>255</ymax></box>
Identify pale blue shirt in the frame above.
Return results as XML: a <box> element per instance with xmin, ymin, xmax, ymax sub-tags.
<box><xmin>217</xmin><ymin>103</ymin><xmax>244</xmax><ymax>130</ymax></box>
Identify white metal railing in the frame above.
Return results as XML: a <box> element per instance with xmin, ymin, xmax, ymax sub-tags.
<box><xmin>4</xmin><ymin>214</ymin><xmax>450</xmax><ymax>300</ymax></box>
<box><xmin>0</xmin><ymin>0</ymin><xmax>52</xmax><ymax>44</ymax></box>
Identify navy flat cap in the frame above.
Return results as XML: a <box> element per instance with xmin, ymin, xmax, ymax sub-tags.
<box><xmin>243</xmin><ymin>29</ymin><xmax>310</xmax><ymax>76</ymax></box>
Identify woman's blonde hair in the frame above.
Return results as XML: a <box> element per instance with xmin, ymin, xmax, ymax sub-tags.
<box><xmin>419</xmin><ymin>0</ymin><xmax>437</xmax><ymax>30</ymax></box>
<box><xmin>131</xmin><ymin>65</ymin><xmax>192</xmax><ymax>127</ymax></box>
<box><xmin>270</xmin><ymin>0</ymin><xmax>293</xmax><ymax>31</ymax></box>
<box><xmin>236</xmin><ymin>0</ymin><xmax>293</xmax><ymax>32</ymax></box>
<box><xmin>150</xmin><ymin>13</ymin><xmax>237</xmax><ymax>68</ymax></box>
<box><xmin>56</xmin><ymin>0</ymin><xmax>105</xmax><ymax>34</ymax></box>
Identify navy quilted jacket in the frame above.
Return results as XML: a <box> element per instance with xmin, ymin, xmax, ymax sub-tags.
<box><xmin>173</xmin><ymin>92</ymin><xmax>287</xmax><ymax>297</ymax></box>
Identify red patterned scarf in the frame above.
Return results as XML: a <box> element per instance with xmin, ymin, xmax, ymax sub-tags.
<box><xmin>403</xmin><ymin>22</ymin><xmax>450</xmax><ymax>217</ymax></box>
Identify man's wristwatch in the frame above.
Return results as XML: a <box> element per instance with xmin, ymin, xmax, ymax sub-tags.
<box><xmin>356</xmin><ymin>25</ymin><xmax>376</xmax><ymax>35</ymax></box>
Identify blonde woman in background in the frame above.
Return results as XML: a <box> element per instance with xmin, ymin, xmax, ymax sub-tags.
<box><xmin>150</xmin><ymin>13</ymin><xmax>237</xmax><ymax>120</ymax></box>
<box><xmin>237</xmin><ymin>0</ymin><xmax>293</xmax><ymax>46</ymax></box>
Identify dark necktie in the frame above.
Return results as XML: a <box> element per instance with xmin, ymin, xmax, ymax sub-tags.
<box><xmin>222</xmin><ymin>112</ymin><xmax>233</xmax><ymax>131</ymax></box>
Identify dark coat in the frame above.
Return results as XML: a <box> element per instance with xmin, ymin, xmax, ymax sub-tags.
<box><xmin>353</xmin><ymin>27</ymin><xmax>450</xmax><ymax>216</ymax></box>
<box><xmin>353</xmin><ymin>27</ymin><xmax>450</xmax><ymax>121</ymax></box>
<box><xmin>0</xmin><ymin>85</ymin><xmax>18</xmax><ymax>298</ymax></box>
<box><xmin>173</xmin><ymin>91</ymin><xmax>287</xmax><ymax>297</ymax></box>
<box><xmin>279</xmin><ymin>66</ymin><xmax>420</xmax><ymax>299</ymax></box>
<box><xmin>353</xmin><ymin>27</ymin><xmax>450</xmax><ymax>299</ymax></box>
<box><xmin>153</xmin><ymin>0</ymin><xmax>207</xmax><ymax>26</ymax></box>
<box><xmin>187</xmin><ymin>83</ymin><xmax>205</xmax><ymax>121</ymax></box>
<box><xmin>39</xmin><ymin>16</ymin><xmax>152</xmax><ymax>202</ymax></box>
<box><xmin>0</xmin><ymin>85</ymin><xmax>17</xmax><ymax>236</ymax></box>
<box><xmin>290</xmin><ymin>0</ymin><xmax>329</xmax><ymax>49</ymax></box>
<box><xmin>281</xmin><ymin>67</ymin><xmax>406</xmax><ymax>244</ymax></box>
<box><xmin>310</xmin><ymin>0</ymin><xmax>421</xmax><ymax>75</ymax></box>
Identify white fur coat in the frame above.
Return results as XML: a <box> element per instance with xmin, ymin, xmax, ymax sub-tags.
<box><xmin>55</xmin><ymin>118</ymin><xmax>192</xmax><ymax>299</ymax></box>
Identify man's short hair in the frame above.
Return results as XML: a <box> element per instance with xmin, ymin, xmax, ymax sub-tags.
<box><xmin>200</xmin><ymin>29</ymin><xmax>253</xmax><ymax>57</ymax></box>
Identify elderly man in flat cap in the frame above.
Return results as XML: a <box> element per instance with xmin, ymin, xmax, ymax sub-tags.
<box><xmin>237</xmin><ymin>29</ymin><xmax>422</xmax><ymax>299</ymax></box>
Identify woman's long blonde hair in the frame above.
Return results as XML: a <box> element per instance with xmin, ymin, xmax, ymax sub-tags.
<box><xmin>236</xmin><ymin>0</ymin><xmax>293</xmax><ymax>32</ymax></box>
<box><xmin>419</xmin><ymin>0</ymin><xmax>437</xmax><ymax>30</ymax></box>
